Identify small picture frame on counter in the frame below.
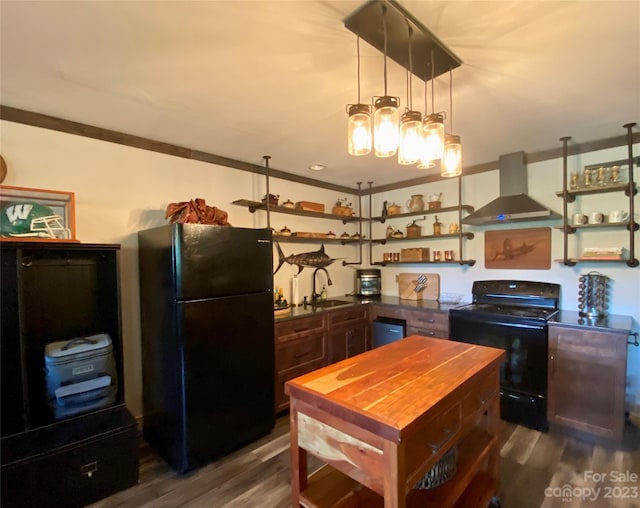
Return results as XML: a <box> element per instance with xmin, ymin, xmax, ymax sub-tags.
<box><xmin>0</xmin><ymin>185</ymin><xmax>78</xmax><ymax>242</ymax></box>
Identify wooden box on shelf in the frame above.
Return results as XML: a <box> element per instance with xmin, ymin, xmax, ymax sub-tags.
<box><xmin>295</xmin><ymin>201</ymin><xmax>325</xmax><ymax>213</ymax></box>
<box><xmin>401</xmin><ymin>247</ymin><xmax>430</xmax><ymax>262</ymax></box>
<box><xmin>0</xmin><ymin>185</ymin><xmax>78</xmax><ymax>243</ymax></box>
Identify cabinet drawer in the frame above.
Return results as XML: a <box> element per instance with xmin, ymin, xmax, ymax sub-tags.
<box><xmin>276</xmin><ymin>315</ymin><xmax>325</xmax><ymax>342</ymax></box>
<box><xmin>549</xmin><ymin>325</ymin><xmax>627</xmax><ymax>359</ymax></box>
<box><xmin>406</xmin><ymin>326</ymin><xmax>448</xmax><ymax>339</ymax></box>
<box><xmin>329</xmin><ymin>307</ymin><xmax>367</xmax><ymax>326</ymax></box>
<box><xmin>369</xmin><ymin>304</ymin><xmax>404</xmax><ymax>322</ymax></box>
<box><xmin>405</xmin><ymin>309</ymin><xmax>449</xmax><ymax>332</ymax></box>
<box><xmin>12</xmin><ymin>426</ymin><xmax>138</xmax><ymax>508</ymax></box>
<box><xmin>461</xmin><ymin>367</ymin><xmax>500</xmax><ymax>429</ymax></box>
<box><xmin>276</xmin><ymin>332</ymin><xmax>326</xmax><ymax>374</ymax></box>
<box><xmin>404</xmin><ymin>402</ymin><xmax>462</xmax><ymax>487</ymax></box>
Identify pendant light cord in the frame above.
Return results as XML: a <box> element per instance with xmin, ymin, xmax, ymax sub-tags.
<box><xmin>382</xmin><ymin>4</ymin><xmax>388</xmax><ymax>96</ymax></box>
<box><xmin>449</xmin><ymin>66</ymin><xmax>453</xmax><ymax>132</ymax></box>
<box><xmin>424</xmin><ymin>80</ymin><xmax>428</xmax><ymax>115</ymax></box>
<box><xmin>407</xmin><ymin>24</ymin><xmax>413</xmax><ymax>110</ymax></box>
<box><xmin>357</xmin><ymin>36</ymin><xmax>361</xmax><ymax>104</ymax></box>
<box><xmin>430</xmin><ymin>49</ymin><xmax>435</xmax><ymax>115</ymax></box>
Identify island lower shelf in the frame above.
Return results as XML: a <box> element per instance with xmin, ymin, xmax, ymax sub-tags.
<box><xmin>300</xmin><ymin>427</ymin><xmax>497</xmax><ymax>508</ymax></box>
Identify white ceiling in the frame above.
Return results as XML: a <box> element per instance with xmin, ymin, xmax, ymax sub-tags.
<box><xmin>1</xmin><ymin>1</ymin><xmax>639</xmax><ymax>188</ymax></box>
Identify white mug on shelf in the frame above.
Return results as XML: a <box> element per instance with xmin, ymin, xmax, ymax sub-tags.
<box><xmin>608</xmin><ymin>210</ymin><xmax>629</xmax><ymax>223</ymax></box>
<box><xmin>589</xmin><ymin>211</ymin><xmax>604</xmax><ymax>224</ymax></box>
<box><xmin>573</xmin><ymin>213</ymin><xmax>588</xmax><ymax>225</ymax></box>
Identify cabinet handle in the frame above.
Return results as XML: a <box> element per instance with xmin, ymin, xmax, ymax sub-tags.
<box><xmin>550</xmin><ymin>354</ymin><xmax>555</xmax><ymax>379</ymax></box>
<box><xmin>418</xmin><ymin>318</ymin><xmax>436</xmax><ymax>323</ymax></box>
<box><xmin>294</xmin><ymin>350</ymin><xmax>311</xmax><ymax>359</ymax></box>
<box><xmin>81</xmin><ymin>461</ymin><xmax>98</xmax><ymax>478</ymax></box>
<box><xmin>293</xmin><ymin>327</ymin><xmax>310</xmax><ymax>333</ymax></box>
<box><xmin>428</xmin><ymin>427</ymin><xmax>455</xmax><ymax>454</ymax></box>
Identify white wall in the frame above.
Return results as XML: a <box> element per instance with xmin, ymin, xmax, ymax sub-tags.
<box><xmin>2</xmin><ymin>120</ymin><xmax>638</xmax><ymax>416</ymax></box>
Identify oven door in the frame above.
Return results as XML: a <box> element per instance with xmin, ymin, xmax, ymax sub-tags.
<box><xmin>449</xmin><ymin>312</ymin><xmax>547</xmax><ymax>397</ymax></box>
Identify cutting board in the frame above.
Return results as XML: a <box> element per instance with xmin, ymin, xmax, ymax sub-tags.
<box><xmin>398</xmin><ymin>273</ymin><xmax>440</xmax><ymax>301</ymax></box>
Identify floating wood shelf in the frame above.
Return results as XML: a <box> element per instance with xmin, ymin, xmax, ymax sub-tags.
<box><xmin>372</xmin><ymin>232</ymin><xmax>474</xmax><ymax>243</ymax></box>
<box><xmin>373</xmin><ymin>260</ymin><xmax>476</xmax><ymax>267</ymax></box>
<box><xmin>371</xmin><ymin>205</ymin><xmax>474</xmax><ymax>223</ymax></box>
<box><xmin>232</xmin><ymin>199</ymin><xmax>361</xmax><ymax>223</ymax></box>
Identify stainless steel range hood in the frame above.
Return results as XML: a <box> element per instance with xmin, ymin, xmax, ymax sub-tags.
<box><xmin>462</xmin><ymin>151</ymin><xmax>561</xmax><ymax>225</ymax></box>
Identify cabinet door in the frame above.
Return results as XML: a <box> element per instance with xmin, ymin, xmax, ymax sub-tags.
<box><xmin>328</xmin><ymin>328</ymin><xmax>348</xmax><ymax>364</ymax></box>
<box><xmin>328</xmin><ymin>322</ymin><xmax>368</xmax><ymax>363</ymax></box>
<box><xmin>346</xmin><ymin>322</ymin><xmax>368</xmax><ymax>357</ymax></box>
<box><xmin>548</xmin><ymin>326</ymin><xmax>627</xmax><ymax>441</ymax></box>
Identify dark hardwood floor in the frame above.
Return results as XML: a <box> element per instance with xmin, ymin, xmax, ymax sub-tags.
<box><xmin>90</xmin><ymin>414</ymin><xmax>640</xmax><ymax>508</ymax></box>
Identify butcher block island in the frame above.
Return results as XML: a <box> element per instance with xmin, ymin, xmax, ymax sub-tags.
<box><xmin>285</xmin><ymin>336</ymin><xmax>505</xmax><ymax>508</ymax></box>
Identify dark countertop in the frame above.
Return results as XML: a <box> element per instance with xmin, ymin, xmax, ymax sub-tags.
<box><xmin>275</xmin><ymin>294</ymin><xmax>467</xmax><ymax>323</ymax></box>
<box><xmin>275</xmin><ymin>295</ymin><xmax>634</xmax><ymax>334</ymax></box>
<box><xmin>550</xmin><ymin>310</ymin><xmax>633</xmax><ymax>334</ymax></box>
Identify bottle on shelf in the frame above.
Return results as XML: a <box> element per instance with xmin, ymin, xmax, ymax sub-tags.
<box><xmin>433</xmin><ymin>216</ymin><xmax>442</xmax><ymax>236</ymax></box>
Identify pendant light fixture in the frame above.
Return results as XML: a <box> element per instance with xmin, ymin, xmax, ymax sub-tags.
<box><xmin>347</xmin><ymin>36</ymin><xmax>372</xmax><ymax>156</ymax></box>
<box><xmin>372</xmin><ymin>3</ymin><xmax>400</xmax><ymax>158</ymax></box>
<box><xmin>442</xmin><ymin>67</ymin><xmax>462</xmax><ymax>177</ymax></box>
<box><xmin>418</xmin><ymin>49</ymin><xmax>445</xmax><ymax>170</ymax></box>
<box><xmin>344</xmin><ymin>0</ymin><xmax>463</xmax><ymax>167</ymax></box>
<box><xmin>398</xmin><ymin>25</ymin><xmax>422</xmax><ymax>165</ymax></box>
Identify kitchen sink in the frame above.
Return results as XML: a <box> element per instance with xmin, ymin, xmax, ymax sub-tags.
<box><xmin>311</xmin><ymin>299</ymin><xmax>352</xmax><ymax>309</ymax></box>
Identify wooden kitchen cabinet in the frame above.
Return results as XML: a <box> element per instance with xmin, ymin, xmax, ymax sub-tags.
<box><xmin>547</xmin><ymin>322</ymin><xmax>628</xmax><ymax>442</ymax></box>
<box><xmin>274</xmin><ymin>314</ymin><xmax>327</xmax><ymax>413</ymax></box>
<box><xmin>370</xmin><ymin>304</ymin><xmax>449</xmax><ymax>339</ymax></box>
<box><xmin>327</xmin><ymin>306</ymin><xmax>369</xmax><ymax>363</ymax></box>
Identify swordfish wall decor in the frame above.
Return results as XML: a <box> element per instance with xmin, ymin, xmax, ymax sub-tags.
<box><xmin>273</xmin><ymin>242</ymin><xmax>341</xmax><ymax>275</ymax></box>
<box><xmin>485</xmin><ymin>227</ymin><xmax>551</xmax><ymax>270</ymax></box>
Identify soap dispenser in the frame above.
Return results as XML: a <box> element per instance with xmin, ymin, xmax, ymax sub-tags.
<box><xmin>320</xmin><ymin>285</ymin><xmax>328</xmax><ymax>301</ymax></box>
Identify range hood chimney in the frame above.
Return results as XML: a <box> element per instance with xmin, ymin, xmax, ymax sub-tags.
<box><xmin>462</xmin><ymin>151</ymin><xmax>561</xmax><ymax>225</ymax></box>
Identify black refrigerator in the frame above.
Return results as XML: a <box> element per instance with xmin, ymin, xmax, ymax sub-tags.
<box><xmin>138</xmin><ymin>224</ymin><xmax>275</xmax><ymax>474</ymax></box>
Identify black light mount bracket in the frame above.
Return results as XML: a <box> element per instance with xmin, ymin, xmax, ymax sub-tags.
<box><xmin>344</xmin><ymin>0</ymin><xmax>462</xmax><ymax>82</ymax></box>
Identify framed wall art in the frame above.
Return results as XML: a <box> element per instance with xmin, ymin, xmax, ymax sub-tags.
<box><xmin>0</xmin><ymin>185</ymin><xmax>78</xmax><ymax>242</ymax></box>
<box><xmin>485</xmin><ymin>227</ymin><xmax>551</xmax><ymax>269</ymax></box>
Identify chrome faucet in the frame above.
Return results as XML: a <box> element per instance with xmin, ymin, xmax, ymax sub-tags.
<box><xmin>312</xmin><ymin>267</ymin><xmax>333</xmax><ymax>302</ymax></box>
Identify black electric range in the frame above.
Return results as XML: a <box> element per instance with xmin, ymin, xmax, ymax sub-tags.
<box><xmin>449</xmin><ymin>280</ymin><xmax>561</xmax><ymax>431</ymax></box>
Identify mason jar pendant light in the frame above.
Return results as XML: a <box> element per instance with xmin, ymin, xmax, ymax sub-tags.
<box><xmin>347</xmin><ymin>36</ymin><xmax>372</xmax><ymax>156</ymax></box>
<box><xmin>420</xmin><ymin>113</ymin><xmax>445</xmax><ymax>168</ymax></box>
<box><xmin>442</xmin><ymin>134</ymin><xmax>462</xmax><ymax>177</ymax></box>
<box><xmin>442</xmin><ymin>67</ymin><xmax>462</xmax><ymax>177</ymax></box>
<box><xmin>373</xmin><ymin>3</ymin><xmax>400</xmax><ymax>158</ymax></box>
<box><xmin>418</xmin><ymin>50</ymin><xmax>445</xmax><ymax>169</ymax></box>
<box><xmin>398</xmin><ymin>25</ymin><xmax>422</xmax><ymax>165</ymax></box>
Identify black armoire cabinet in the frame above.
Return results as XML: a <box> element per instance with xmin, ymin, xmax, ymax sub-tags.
<box><xmin>0</xmin><ymin>242</ymin><xmax>138</xmax><ymax>508</ymax></box>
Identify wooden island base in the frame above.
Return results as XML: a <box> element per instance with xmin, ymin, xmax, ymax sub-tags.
<box><xmin>285</xmin><ymin>335</ymin><xmax>505</xmax><ymax>508</ymax></box>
